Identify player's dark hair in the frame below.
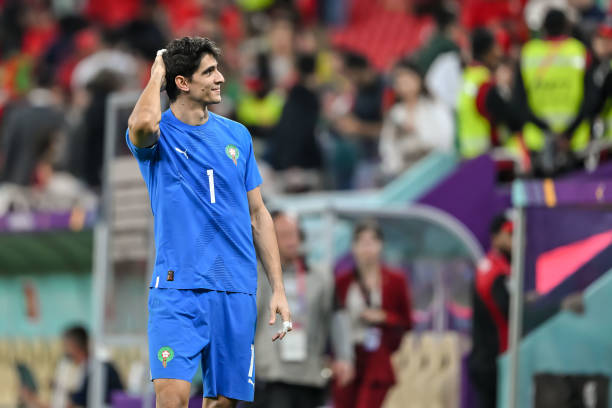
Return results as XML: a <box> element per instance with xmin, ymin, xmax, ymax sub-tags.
<box><xmin>63</xmin><ymin>325</ymin><xmax>89</xmax><ymax>353</ymax></box>
<box><xmin>471</xmin><ymin>27</ymin><xmax>495</xmax><ymax>62</ymax></box>
<box><xmin>543</xmin><ymin>8</ymin><xmax>567</xmax><ymax>37</ymax></box>
<box><xmin>163</xmin><ymin>37</ymin><xmax>221</xmax><ymax>102</ymax></box>
<box><xmin>490</xmin><ymin>214</ymin><xmax>509</xmax><ymax>236</ymax></box>
<box><xmin>353</xmin><ymin>220</ymin><xmax>384</xmax><ymax>243</ymax></box>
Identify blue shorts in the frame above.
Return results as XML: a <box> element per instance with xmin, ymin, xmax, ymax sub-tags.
<box><xmin>147</xmin><ymin>288</ymin><xmax>257</xmax><ymax>401</ymax></box>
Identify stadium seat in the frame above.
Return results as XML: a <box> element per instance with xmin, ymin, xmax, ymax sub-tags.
<box><xmin>0</xmin><ymin>362</ymin><xmax>18</xmax><ymax>406</ymax></box>
<box><xmin>384</xmin><ymin>332</ymin><xmax>464</xmax><ymax>408</ymax></box>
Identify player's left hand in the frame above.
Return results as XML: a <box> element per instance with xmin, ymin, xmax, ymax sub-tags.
<box><xmin>269</xmin><ymin>290</ymin><xmax>292</xmax><ymax>341</ymax></box>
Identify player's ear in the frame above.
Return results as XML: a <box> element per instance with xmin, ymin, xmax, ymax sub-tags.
<box><xmin>175</xmin><ymin>75</ymin><xmax>189</xmax><ymax>93</ymax></box>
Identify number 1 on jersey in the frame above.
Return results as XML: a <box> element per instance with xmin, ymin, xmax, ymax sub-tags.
<box><xmin>207</xmin><ymin>169</ymin><xmax>216</xmax><ymax>203</ymax></box>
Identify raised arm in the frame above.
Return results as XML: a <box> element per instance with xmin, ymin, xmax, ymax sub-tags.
<box><xmin>128</xmin><ymin>52</ymin><xmax>166</xmax><ymax>148</ymax></box>
<box><xmin>247</xmin><ymin>186</ymin><xmax>291</xmax><ymax>341</ymax></box>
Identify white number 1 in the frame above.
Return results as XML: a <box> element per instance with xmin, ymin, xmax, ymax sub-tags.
<box><xmin>207</xmin><ymin>169</ymin><xmax>216</xmax><ymax>203</ymax></box>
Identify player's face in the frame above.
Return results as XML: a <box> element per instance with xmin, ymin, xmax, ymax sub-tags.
<box><xmin>188</xmin><ymin>53</ymin><xmax>225</xmax><ymax>105</ymax></box>
<box><xmin>352</xmin><ymin>230</ymin><xmax>383</xmax><ymax>266</ymax></box>
<box><xmin>274</xmin><ymin>215</ymin><xmax>301</xmax><ymax>262</ymax></box>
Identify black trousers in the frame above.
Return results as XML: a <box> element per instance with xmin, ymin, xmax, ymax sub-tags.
<box><xmin>248</xmin><ymin>382</ymin><xmax>326</xmax><ymax>408</ymax></box>
<box><xmin>470</xmin><ymin>365</ymin><xmax>498</xmax><ymax>408</ymax></box>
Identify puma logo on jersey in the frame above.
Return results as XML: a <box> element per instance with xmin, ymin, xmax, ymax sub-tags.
<box><xmin>174</xmin><ymin>147</ymin><xmax>188</xmax><ymax>159</ymax></box>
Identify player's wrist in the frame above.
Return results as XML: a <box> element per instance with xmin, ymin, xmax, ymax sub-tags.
<box><xmin>149</xmin><ymin>74</ymin><xmax>164</xmax><ymax>86</ymax></box>
<box><xmin>272</xmin><ymin>283</ymin><xmax>286</xmax><ymax>294</ymax></box>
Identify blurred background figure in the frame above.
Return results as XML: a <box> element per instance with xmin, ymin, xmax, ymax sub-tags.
<box><xmin>379</xmin><ymin>59</ymin><xmax>454</xmax><ymax>179</ymax></box>
<box><xmin>19</xmin><ymin>325</ymin><xmax>123</xmax><ymax>408</ymax></box>
<box><xmin>252</xmin><ymin>211</ymin><xmax>354</xmax><ymax>408</ymax></box>
<box><xmin>516</xmin><ymin>8</ymin><xmax>590</xmax><ymax>174</ymax></box>
<box><xmin>262</xmin><ymin>54</ymin><xmax>323</xmax><ymax>194</ymax></box>
<box><xmin>0</xmin><ymin>77</ymin><xmax>65</xmax><ymax>188</ymax></box>
<box><xmin>468</xmin><ymin>215</ymin><xmax>514</xmax><ymax>408</ymax></box>
<box><xmin>585</xmin><ymin>16</ymin><xmax>612</xmax><ymax>146</ymax></box>
<box><xmin>236</xmin><ymin>52</ymin><xmax>284</xmax><ymax>142</ymax></box>
<box><xmin>330</xmin><ymin>52</ymin><xmax>385</xmax><ymax>190</ymax></box>
<box><xmin>415</xmin><ymin>5</ymin><xmax>463</xmax><ymax>110</ymax></box>
<box><xmin>333</xmin><ymin>221</ymin><xmax>412</xmax><ymax>408</ymax></box>
<box><xmin>457</xmin><ymin>27</ymin><xmax>523</xmax><ymax>161</ymax></box>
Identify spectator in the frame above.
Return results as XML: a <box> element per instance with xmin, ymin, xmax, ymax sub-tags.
<box><xmin>333</xmin><ymin>221</ymin><xmax>412</xmax><ymax>408</ymax></box>
<box><xmin>456</xmin><ymin>28</ymin><xmax>523</xmax><ymax>159</ymax></box>
<box><xmin>263</xmin><ymin>54</ymin><xmax>323</xmax><ymax>193</ymax></box>
<box><xmin>415</xmin><ymin>5</ymin><xmax>463</xmax><ymax>109</ymax></box>
<box><xmin>19</xmin><ymin>325</ymin><xmax>123</xmax><ymax>408</ymax></box>
<box><xmin>69</xmin><ymin>69</ymin><xmax>124</xmax><ymax>188</ymax></box>
<box><xmin>252</xmin><ymin>211</ymin><xmax>354</xmax><ymax>408</ymax></box>
<box><xmin>524</xmin><ymin>0</ymin><xmax>576</xmax><ymax>34</ymax></box>
<box><xmin>0</xmin><ymin>82</ymin><xmax>65</xmax><ymax>186</ymax></box>
<box><xmin>236</xmin><ymin>52</ymin><xmax>285</xmax><ymax>141</ymax></box>
<box><xmin>267</xmin><ymin>13</ymin><xmax>296</xmax><ymax>90</ymax></box>
<box><xmin>584</xmin><ymin>18</ymin><xmax>612</xmax><ymax>143</ymax></box>
<box><xmin>331</xmin><ymin>52</ymin><xmax>385</xmax><ymax>189</ymax></box>
<box><xmin>569</xmin><ymin>0</ymin><xmax>606</xmax><ymax>41</ymax></box>
<box><xmin>70</xmin><ymin>28</ymin><xmax>139</xmax><ymax>91</ymax></box>
<box><xmin>379</xmin><ymin>59</ymin><xmax>454</xmax><ymax>178</ymax></box>
<box><xmin>515</xmin><ymin>8</ymin><xmax>590</xmax><ymax>172</ymax></box>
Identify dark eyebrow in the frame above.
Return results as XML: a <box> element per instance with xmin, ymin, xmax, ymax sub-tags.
<box><xmin>202</xmin><ymin>64</ymin><xmax>217</xmax><ymax>74</ymax></box>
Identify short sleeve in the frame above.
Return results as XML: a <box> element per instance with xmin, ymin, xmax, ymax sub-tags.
<box><xmin>244</xmin><ymin>129</ymin><xmax>262</xmax><ymax>191</ymax></box>
<box><xmin>125</xmin><ymin>129</ymin><xmax>158</xmax><ymax>162</ymax></box>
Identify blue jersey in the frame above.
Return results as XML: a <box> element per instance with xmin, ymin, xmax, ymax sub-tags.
<box><xmin>126</xmin><ymin>109</ymin><xmax>262</xmax><ymax>294</ymax></box>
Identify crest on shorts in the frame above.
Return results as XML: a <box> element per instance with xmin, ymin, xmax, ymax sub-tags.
<box><xmin>157</xmin><ymin>346</ymin><xmax>174</xmax><ymax>368</ymax></box>
<box><xmin>225</xmin><ymin>144</ymin><xmax>239</xmax><ymax>165</ymax></box>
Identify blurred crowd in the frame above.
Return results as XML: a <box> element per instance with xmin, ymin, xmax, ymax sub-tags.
<box><xmin>1</xmin><ymin>0</ymin><xmax>612</xmax><ymax>213</ymax></box>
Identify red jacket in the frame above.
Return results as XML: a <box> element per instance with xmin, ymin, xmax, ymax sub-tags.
<box><xmin>335</xmin><ymin>265</ymin><xmax>412</xmax><ymax>384</ymax></box>
<box><xmin>475</xmin><ymin>249</ymin><xmax>510</xmax><ymax>354</ymax></box>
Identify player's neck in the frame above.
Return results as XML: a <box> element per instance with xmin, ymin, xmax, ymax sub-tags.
<box><xmin>170</xmin><ymin>99</ymin><xmax>210</xmax><ymax>126</ymax></box>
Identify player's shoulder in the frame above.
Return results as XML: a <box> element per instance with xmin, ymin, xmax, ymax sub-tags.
<box><xmin>210</xmin><ymin>112</ymin><xmax>249</xmax><ymax>136</ymax></box>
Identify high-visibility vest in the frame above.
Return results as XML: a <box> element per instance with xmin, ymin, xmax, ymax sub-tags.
<box><xmin>520</xmin><ymin>38</ymin><xmax>590</xmax><ymax>152</ymax></box>
<box><xmin>457</xmin><ymin>65</ymin><xmax>492</xmax><ymax>158</ymax></box>
<box><xmin>237</xmin><ymin>0</ymin><xmax>275</xmax><ymax>12</ymax></box>
<box><xmin>236</xmin><ymin>91</ymin><xmax>284</xmax><ymax>128</ymax></box>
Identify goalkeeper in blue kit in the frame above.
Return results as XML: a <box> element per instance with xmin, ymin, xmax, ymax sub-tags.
<box><xmin>126</xmin><ymin>37</ymin><xmax>292</xmax><ymax>408</ymax></box>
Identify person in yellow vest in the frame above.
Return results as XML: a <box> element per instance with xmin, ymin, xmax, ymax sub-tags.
<box><xmin>515</xmin><ymin>8</ymin><xmax>591</xmax><ymax>162</ymax></box>
<box><xmin>457</xmin><ymin>28</ymin><xmax>523</xmax><ymax>159</ymax></box>
<box><xmin>236</xmin><ymin>53</ymin><xmax>285</xmax><ymax>141</ymax></box>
